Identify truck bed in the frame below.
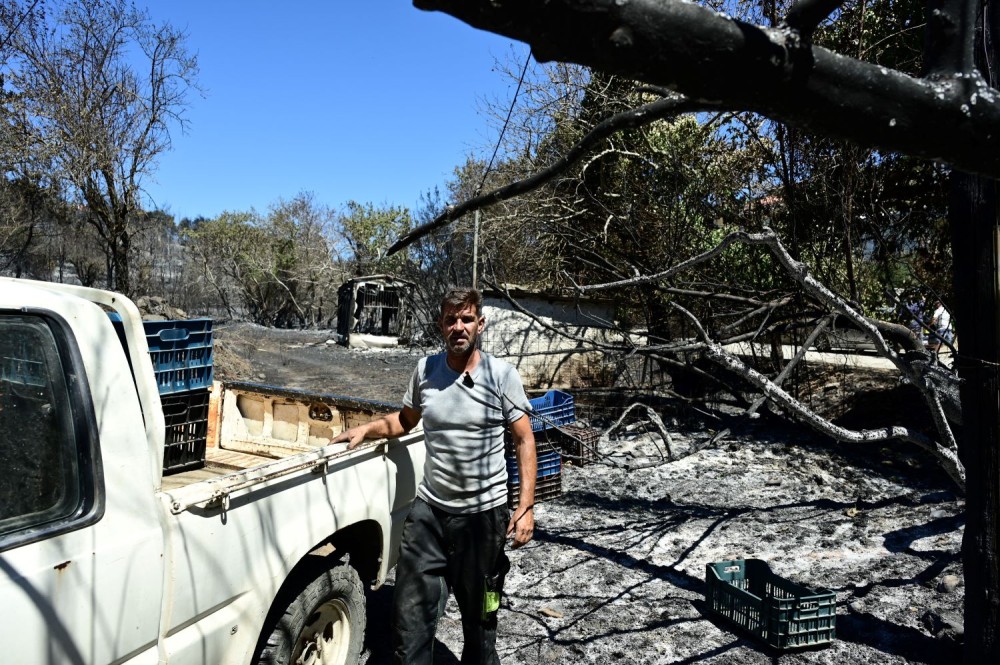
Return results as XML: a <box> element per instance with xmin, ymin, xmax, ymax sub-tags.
<box><xmin>160</xmin><ymin>447</ymin><xmax>277</xmax><ymax>491</ymax></box>
<box><xmin>159</xmin><ymin>381</ymin><xmax>412</xmax><ymax>496</ymax></box>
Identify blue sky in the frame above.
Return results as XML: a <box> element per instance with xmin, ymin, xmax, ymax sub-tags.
<box><xmin>141</xmin><ymin>2</ymin><xmax>524</xmax><ymax>223</ymax></box>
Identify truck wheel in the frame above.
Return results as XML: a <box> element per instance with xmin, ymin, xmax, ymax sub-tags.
<box><xmin>257</xmin><ymin>563</ymin><xmax>366</xmax><ymax>665</ymax></box>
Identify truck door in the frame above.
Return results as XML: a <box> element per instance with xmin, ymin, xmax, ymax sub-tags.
<box><xmin>0</xmin><ymin>308</ymin><xmax>165</xmax><ymax>664</ymax></box>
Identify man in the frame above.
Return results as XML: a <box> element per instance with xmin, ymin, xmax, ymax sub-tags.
<box><xmin>928</xmin><ymin>300</ymin><xmax>954</xmax><ymax>356</ymax></box>
<box><xmin>333</xmin><ymin>287</ymin><xmax>536</xmax><ymax>664</ymax></box>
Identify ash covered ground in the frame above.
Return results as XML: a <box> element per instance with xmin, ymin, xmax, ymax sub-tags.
<box><xmin>214</xmin><ymin>324</ymin><xmax>965</xmax><ymax>664</ymax></box>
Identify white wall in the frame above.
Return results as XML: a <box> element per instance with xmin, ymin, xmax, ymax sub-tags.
<box><xmin>481</xmin><ymin>297</ymin><xmax>642</xmax><ymax>389</ymax></box>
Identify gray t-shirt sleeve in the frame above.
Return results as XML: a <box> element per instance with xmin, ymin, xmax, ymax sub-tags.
<box><xmin>402</xmin><ymin>360</ymin><xmax>423</xmax><ymax>411</ymax></box>
<box><xmin>500</xmin><ymin>364</ymin><xmax>531</xmax><ymax>424</ymax></box>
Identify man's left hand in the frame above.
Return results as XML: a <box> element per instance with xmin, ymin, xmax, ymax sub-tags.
<box><xmin>506</xmin><ymin>504</ymin><xmax>534</xmax><ymax>548</ymax></box>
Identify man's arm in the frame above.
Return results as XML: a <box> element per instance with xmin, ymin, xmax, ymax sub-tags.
<box><xmin>506</xmin><ymin>414</ymin><xmax>536</xmax><ymax>548</ymax></box>
<box><xmin>332</xmin><ymin>405</ymin><xmax>421</xmax><ymax>449</ymax></box>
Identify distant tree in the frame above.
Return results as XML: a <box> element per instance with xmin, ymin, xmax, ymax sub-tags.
<box><xmin>1</xmin><ymin>0</ymin><xmax>198</xmax><ymax>296</ymax></box>
<box><xmin>130</xmin><ymin>209</ymin><xmax>181</xmax><ymax>297</ymax></box>
<box><xmin>337</xmin><ymin>201</ymin><xmax>413</xmax><ymax>277</ymax></box>
<box><xmin>397</xmin><ymin>186</ymin><xmax>471</xmax><ymax>337</ymax></box>
<box><xmin>177</xmin><ymin>215</ymin><xmax>209</xmax><ymax>233</ymax></box>
<box><xmin>184</xmin><ymin>210</ymin><xmax>255</xmax><ymax>320</ymax></box>
<box><xmin>186</xmin><ymin>194</ymin><xmax>341</xmax><ymax>327</ymax></box>
<box><xmin>0</xmin><ymin>176</ymin><xmax>47</xmax><ymax>276</ymax></box>
<box><xmin>268</xmin><ymin>193</ymin><xmax>342</xmax><ymax>326</ymax></box>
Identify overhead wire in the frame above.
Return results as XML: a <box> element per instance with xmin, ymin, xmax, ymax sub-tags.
<box><xmin>476</xmin><ymin>49</ymin><xmax>532</xmax><ymax>197</ymax></box>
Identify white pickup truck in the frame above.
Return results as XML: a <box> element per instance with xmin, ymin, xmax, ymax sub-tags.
<box><xmin>0</xmin><ymin>278</ymin><xmax>425</xmax><ymax>664</ymax></box>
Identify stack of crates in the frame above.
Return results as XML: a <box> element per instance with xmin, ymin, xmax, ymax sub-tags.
<box><xmin>506</xmin><ymin>448</ymin><xmax>562</xmax><ymax>509</ymax></box>
<box><xmin>110</xmin><ymin>314</ymin><xmax>214</xmax><ymax>475</ymax></box>
<box><xmin>527</xmin><ymin>389</ymin><xmax>601</xmax><ymax>467</ymax></box>
<box><xmin>144</xmin><ymin>319</ymin><xmax>214</xmax><ymax>475</ymax></box>
<box><xmin>506</xmin><ymin>390</ymin><xmax>575</xmax><ymax>509</ymax></box>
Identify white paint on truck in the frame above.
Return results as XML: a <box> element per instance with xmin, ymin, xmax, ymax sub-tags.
<box><xmin>0</xmin><ymin>278</ymin><xmax>424</xmax><ymax>664</ymax></box>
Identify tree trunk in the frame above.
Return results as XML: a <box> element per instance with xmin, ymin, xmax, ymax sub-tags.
<box><xmin>112</xmin><ymin>225</ymin><xmax>132</xmax><ymax>297</ymax></box>
<box><xmin>950</xmin><ymin>3</ymin><xmax>1000</xmax><ymax>659</ymax></box>
<box><xmin>951</xmin><ymin>171</ymin><xmax>1000</xmax><ymax>661</ymax></box>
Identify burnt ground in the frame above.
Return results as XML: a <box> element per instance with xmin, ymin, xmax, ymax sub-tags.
<box><xmin>214</xmin><ymin>323</ymin><xmax>965</xmax><ymax>664</ymax></box>
<box><xmin>212</xmin><ymin>322</ymin><xmax>424</xmax><ymax>402</ymax></box>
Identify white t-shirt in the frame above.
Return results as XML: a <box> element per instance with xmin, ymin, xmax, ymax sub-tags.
<box><xmin>404</xmin><ymin>352</ymin><xmax>531</xmax><ymax>514</ymax></box>
<box><xmin>933</xmin><ymin>305</ymin><xmax>952</xmax><ymax>339</ymax></box>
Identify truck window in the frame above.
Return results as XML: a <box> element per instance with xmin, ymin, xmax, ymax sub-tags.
<box><xmin>0</xmin><ymin>314</ymin><xmax>96</xmax><ymax>544</ymax></box>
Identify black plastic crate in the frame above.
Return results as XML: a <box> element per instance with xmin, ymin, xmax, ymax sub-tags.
<box><xmin>504</xmin><ymin>428</ymin><xmax>559</xmax><ymax>457</ymax></box>
<box><xmin>161</xmin><ymin>388</ymin><xmax>210</xmax><ymax>475</ymax></box>
<box><xmin>548</xmin><ymin>423</ymin><xmax>600</xmax><ymax>466</ymax></box>
<box><xmin>706</xmin><ymin>559</ymin><xmax>836</xmax><ymax>650</ymax></box>
<box><xmin>507</xmin><ymin>472</ymin><xmax>562</xmax><ymax>510</ymax></box>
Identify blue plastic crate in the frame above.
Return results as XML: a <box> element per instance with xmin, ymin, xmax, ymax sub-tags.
<box><xmin>506</xmin><ymin>449</ymin><xmax>561</xmax><ymax>484</ymax></box>
<box><xmin>145</xmin><ymin>320</ymin><xmax>213</xmax><ymax>394</ymax></box>
<box><xmin>528</xmin><ymin>390</ymin><xmax>575</xmax><ymax>432</ymax></box>
<box><xmin>150</xmin><ymin>363</ymin><xmax>214</xmax><ymax>395</ymax></box>
<box><xmin>108</xmin><ymin>314</ymin><xmax>214</xmax><ymax>394</ymax></box>
<box><xmin>142</xmin><ymin>318</ymin><xmax>213</xmax><ymax>351</ymax></box>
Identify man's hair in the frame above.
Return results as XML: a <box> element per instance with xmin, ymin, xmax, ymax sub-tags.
<box><xmin>439</xmin><ymin>287</ymin><xmax>483</xmax><ymax>318</ymax></box>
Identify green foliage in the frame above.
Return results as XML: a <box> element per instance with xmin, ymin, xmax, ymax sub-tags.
<box><xmin>467</xmin><ymin>71</ymin><xmax>776</xmax><ymax>341</ymax></box>
<box><xmin>446</xmin><ymin>16</ymin><xmax>949</xmax><ymax>348</ymax></box>
<box><xmin>337</xmin><ymin>201</ymin><xmax>413</xmax><ymax>277</ymax></box>
<box><xmin>185</xmin><ymin>193</ymin><xmax>340</xmax><ymax>327</ymax></box>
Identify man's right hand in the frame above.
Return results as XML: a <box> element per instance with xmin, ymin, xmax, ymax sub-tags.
<box><xmin>332</xmin><ymin>426</ymin><xmax>368</xmax><ymax>450</ymax></box>
<box><xmin>331</xmin><ymin>408</ymin><xmax>419</xmax><ymax>450</ymax></box>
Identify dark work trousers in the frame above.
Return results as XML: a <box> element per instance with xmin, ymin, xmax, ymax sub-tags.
<box><xmin>391</xmin><ymin>497</ymin><xmax>510</xmax><ymax>665</ymax></box>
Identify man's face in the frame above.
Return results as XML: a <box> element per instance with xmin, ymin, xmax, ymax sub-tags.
<box><xmin>439</xmin><ymin>303</ymin><xmax>484</xmax><ymax>356</ymax></box>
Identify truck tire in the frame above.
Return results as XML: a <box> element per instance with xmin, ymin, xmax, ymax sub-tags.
<box><xmin>256</xmin><ymin>562</ymin><xmax>366</xmax><ymax>665</ymax></box>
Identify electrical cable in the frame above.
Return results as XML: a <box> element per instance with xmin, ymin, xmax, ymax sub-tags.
<box><xmin>475</xmin><ymin>49</ymin><xmax>532</xmax><ymax>197</ymax></box>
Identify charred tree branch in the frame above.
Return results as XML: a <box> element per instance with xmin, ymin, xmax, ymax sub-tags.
<box><xmin>926</xmin><ymin>0</ymin><xmax>979</xmax><ymax>77</ymax></box>
<box><xmin>700</xmin><ymin>314</ymin><xmax>836</xmax><ymax>451</ymax></box>
<box><xmin>783</xmin><ymin>0</ymin><xmax>847</xmax><ymax>38</ymax></box>
<box><xmin>675</xmin><ymin>303</ymin><xmax>966</xmax><ymax>489</ymax></box>
<box><xmin>414</xmin><ymin>0</ymin><xmax>1000</xmax><ymax>179</ymax></box>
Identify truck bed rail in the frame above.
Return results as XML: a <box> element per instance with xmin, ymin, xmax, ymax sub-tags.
<box><xmin>160</xmin><ymin>432</ymin><xmax>420</xmax><ymax>514</ymax></box>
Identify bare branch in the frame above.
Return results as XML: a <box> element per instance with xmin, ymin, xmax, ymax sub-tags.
<box><xmin>388</xmin><ymin>93</ymin><xmax>702</xmax><ymax>254</ymax></box>
<box><xmin>562</xmin><ymin>234</ymin><xmax>966</xmax><ymax>488</ymax></box>
<box><xmin>672</xmin><ymin>301</ymin><xmax>966</xmax><ymax>489</ymax></box>
<box><xmin>703</xmin><ymin>337</ymin><xmax>966</xmax><ymax>489</ymax></box>
<box><xmin>700</xmin><ymin>313</ymin><xmax>836</xmax><ymax>451</ymax></box>
<box><xmin>601</xmin><ymin>402</ymin><xmax>674</xmax><ymax>461</ymax></box>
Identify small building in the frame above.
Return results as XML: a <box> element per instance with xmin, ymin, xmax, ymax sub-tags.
<box><xmin>336</xmin><ymin>275</ymin><xmax>413</xmax><ymax>348</ymax></box>
<box><xmin>480</xmin><ymin>286</ymin><xmax>639</xmax><ymax>389</ymax></box>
